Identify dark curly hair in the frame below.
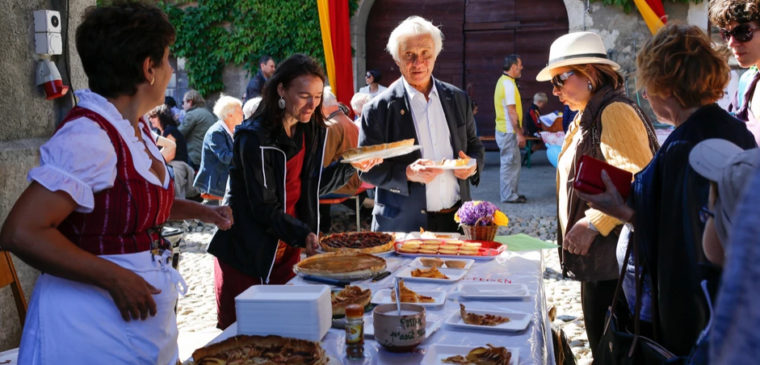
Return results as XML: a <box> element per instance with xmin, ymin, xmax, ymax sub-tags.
<box><xmin>76</xmin><ymin>1</ymin><xmax>175</xmax><ymax>98</ymax></box>
<box><xmin>637</xmin><ymin>24</ymin><xmax>729</xmax><ymax>108</ymax></box>
<box><xmin>253</xmin><ymin>54</ymin><xmax>326</xmax><ymax>130</ymax></box>
<box><xmin>709</xmin><ymin>0</ymin><xmax>760</xmax><ymax>28</ymax></box>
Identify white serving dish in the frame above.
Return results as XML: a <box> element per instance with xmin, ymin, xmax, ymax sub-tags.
<box><xmin>410</xmin><ymin>257</ymin><xmax>475</xmax><ymax>271</ymax></box>
<box><xmin>445</xmin><ymin>307</ymin><xmax>531</xmax><ymax>332</ymax></box>
<box><xmin>396</xmin><ymin>267</ymin><xmax>468</xmax><ymax>283</ymax></box>
<box><xmin>421</xmin><ymin>344</ymin><xmax>519</xmax><ymax>365</ymax></box>
<box><xmin>403</xmin><ymin>231</ymin><xmax>462</xmax><ymax>240</ymax></box>
<box><xmin>371</xmin><ymin>288</ymin><xmax>447</xmax><ymax>307</ymax></box>
<box><xmin>458</xmin><ymin>283</ymin><xmax>529</xmax><ymax>300</ymax></box>
<box><xmin>364</xmin><ymin>311</ymin><xmax>443</xmax><ymax>340</ymax></box>
<box><xmin>235</xmin><ymin>285</ymin><xmax>331</xmax><ymax>341</ymax></box>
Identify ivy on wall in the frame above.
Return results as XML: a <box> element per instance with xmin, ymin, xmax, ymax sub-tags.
<box><xmin>158</xmin><ymin>0</ymin><xmax>358</xmax><ymax>96</ymax></box>
<box><xmin>592</xmin><ymin>0</ymin><xmax>702</xmax><ymax>14</ymax></box>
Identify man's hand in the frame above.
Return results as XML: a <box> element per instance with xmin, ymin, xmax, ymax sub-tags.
<box><xmin>453</xmin><ymin>151</ymin><xmax>476</xmax><ymax>180</ymax></box>
<box><xmin>351</xmin><ymin>158</ymin><xmax>383</xmax><ymax>172</ymax></box>
<box><xmin>304</xmin><ymin>233</ymin><xmax>320</xmax><ymax>256</ymax></box>
<box><xmin>563</xmin><ymin>218</ymin><xmax>598</xmax><ymax>256</ymax></box>
<box><xmin>406</xmin><ymin>159</ymin><xmax>444</xmax><ymax>184</ymax></box>
<box><xmin>516</xmin><ymin>132</ymin><xmax>526</xmax><ymax>149</ymax></box>
<box><xmin>106</xmin><ymin>265</ymin><xmax>161</xmax><ymax>321</ymax></box>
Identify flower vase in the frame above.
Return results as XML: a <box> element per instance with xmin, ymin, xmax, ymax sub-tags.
<box><xmin>461</xmin><ymin>223</ymin><xmax>498</xmax><ymax>241</ymax></box>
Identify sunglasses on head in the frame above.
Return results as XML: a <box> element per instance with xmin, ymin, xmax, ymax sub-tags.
<box><xmin>551</xmin><ymin>70</ymin><xmax>575</xmax><ymax>88</ymax></box>
<box><xmin>720</xmin><ymin>23</ymin><xmax>760</xmax><ymax>43</ymax></box>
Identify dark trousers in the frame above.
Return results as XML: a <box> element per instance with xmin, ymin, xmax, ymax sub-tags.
<box><xmin>581</xmin><ymin>279</ymin><xmax>618</xmax><ymax>358</ymax></box>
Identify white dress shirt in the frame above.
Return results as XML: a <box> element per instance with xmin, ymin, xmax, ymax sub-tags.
<box><xmin>402</xmin><ymin>77</ymin><xmax>459</xmax><ymax>211</ymax></box>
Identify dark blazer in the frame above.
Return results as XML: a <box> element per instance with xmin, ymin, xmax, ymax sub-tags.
<box><xmin>358</xmin><ymin>78</ymin><xmax>485</xmax><ymax>232</ymax></box>
<box><xmin>244</xmin><ymin>71</ymin><xmax>267</xmax><ymax>102</ymax></box>
<box><xmin>193</xmin><ymin>121</ymin><xmax>233</xmax><ymax>197</ymax></box>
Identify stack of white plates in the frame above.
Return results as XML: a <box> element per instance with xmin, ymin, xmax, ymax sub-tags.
<box><xmin>235</xmin><ymin>285</ymin><xmax>331</xmax><ymax>342</ymax></box>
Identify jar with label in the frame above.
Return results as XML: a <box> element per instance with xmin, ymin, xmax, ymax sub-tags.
<box><xmin>345</xmin><ymin>304</ymin><xmax>364</xmax><ymax>359</ymax></box>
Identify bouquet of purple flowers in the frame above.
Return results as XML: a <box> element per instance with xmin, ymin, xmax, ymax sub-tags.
<box><xmin>454</xmin><ymin>201</ymin><xmax>509</xmax><ymax>227</ymax></box>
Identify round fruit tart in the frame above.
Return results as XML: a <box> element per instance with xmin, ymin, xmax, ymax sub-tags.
<box><xmin>319</xmin><ymin>231</ymin><xmax>395</xmax><ymax>254</ymax></box>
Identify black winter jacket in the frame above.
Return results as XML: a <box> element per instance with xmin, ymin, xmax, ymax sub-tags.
<box><xmin>207</xmin><ymin>117</ymin><xmax>355</xmax><ymax>282</ymax></box>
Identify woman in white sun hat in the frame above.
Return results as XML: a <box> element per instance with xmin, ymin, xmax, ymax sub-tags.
<box><xmin>537</xmin><ymin>30</ymin><xmax>659</xmax><ymax>357</ymax></box>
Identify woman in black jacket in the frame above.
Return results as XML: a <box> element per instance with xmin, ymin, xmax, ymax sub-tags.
<box><xmin>208</xmin><ymin>54</ymin><xmax>379</xmax><ymax>329</ymax></box>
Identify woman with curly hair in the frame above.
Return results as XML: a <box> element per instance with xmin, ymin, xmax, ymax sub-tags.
<box><xmin>710</xmin><ymin>0</ymin><xmax>760</xmax><ymax>145</ymax></box>
<box><xmin>579</xmin><ymin>24</ymin><xmax>757</xmax><ymax>357</ymax></box>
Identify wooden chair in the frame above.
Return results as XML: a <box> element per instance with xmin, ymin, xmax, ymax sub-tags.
<box><xmin>0</xmin><ymin>251</ymin><xmax>27</xmax><ymax>326</ymax></box>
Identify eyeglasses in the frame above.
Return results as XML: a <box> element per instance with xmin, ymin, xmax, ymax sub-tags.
<box><xmin>365</xmin><ymin>74</ymin><xmax>372</xmax><ymax>78</ymax></box>
<box><xmin>551</xmin><ymin>70</ymin><xmax>575</xmax><ymax>88</ymax></box>
<box><xmin>699</xmin><ymin>205</ymin><xmax>715</xmax><ymax>224</ymax></box>
<box><xmin>719</xmin><ymin>23</ymin><xmax>760</xmax><ymax>43</ymax></box>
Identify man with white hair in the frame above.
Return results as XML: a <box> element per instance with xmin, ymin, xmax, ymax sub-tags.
<box><xmin>194</xmin><ymin>95</ymin><xmax>244</xmax><ymax>203</ymax></box>
<box><xmin>358</xmin><ymin>16</ymin><xmax>484</xmax><ymax>232</ymax></box>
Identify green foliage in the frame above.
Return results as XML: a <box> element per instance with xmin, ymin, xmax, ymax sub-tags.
<box><xmin>159</xmin><ymin>0</ymin><xmax>358</xmax><ymax>96</ymax></box>
<box><xmin>592</xmin><ymin>0</ymin><xmax>701</xmax><ymax>14</ymax></box>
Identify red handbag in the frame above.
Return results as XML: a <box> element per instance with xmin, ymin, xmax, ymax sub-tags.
<box><xmin>573</xmin><ymin>155</ymin><xmax>633</xmax><ymax>199</ymax></box>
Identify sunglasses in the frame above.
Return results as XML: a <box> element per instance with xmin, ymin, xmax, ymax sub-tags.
<box><xmin>698</xmin><ymin>205</ymin><xmax>715</xmax><ymax>224</ymax></box>
<box><xmin>719</xmin><ymin>23</ymin><xmax>760</xmax><ymax>43</ymax></box>
<box><xmin>365</xmin><ymin>74</ymin><xmax>372</xmax><ymax>78</ymax></box>
<box><xmin>551</xmin><ymin>70</ymin><xmax>575</xmax><ymax>88</ymax></box>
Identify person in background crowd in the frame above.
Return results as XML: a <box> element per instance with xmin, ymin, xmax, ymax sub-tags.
<box><xmin>242</xmin><ymin>96</ymin><xmax>262</xmax><ymax>120</ymax></box>
<box><xmin>524</xmin><ymin>92</ymin><xmax>549</xmax><ymax>138</ymax></box>
<box><xmin>149</xmin><ymin>104</ymin><xmax>188</xmax><ymax>164</ymax></box>
<box><xmin>710</xmin><ymin>0</ymin><xmax>760</xmax><ymax>145</ymax></box>
<box><xmin>164</xmin><ymin>96</ymin><xmax>183</xmax><ymax>124</ymax></box>
<box><xmin>494</xmin><ymin>54</ymin><xmax>527</xmax><ymax>203</ymax></box>
<box><xmin>207</xmin><ymin>54</ymin><xmax>380</xmax><ymax>329</ymax></box>
<box><xmin>319</xmin><ymin>87</ymin><xmax>363</xmax><ymax>232</ymax></box>
<box><xmin>194</xmin><ymin>95</ymin><xmax>244</xmax><ymax>203</ymax></box>
<box><xmin>537</xmin><ymin>30</ymin><xmax>659</xmax><ymax>357</ymax></box>
<box><xmin>708</xmin><ymin>155</ymin><xmax>760</xmax><ymax>364</ymax></box>
<box><xmin>577</xmin><ymin>24</ymin><xmax>756</xmax><ymax>357</ymax></box>
<box><xmin>350</xmin><ymin>92</ymin><xmax>372</xmax><ymax>122</ymax></box>
<box><xmin>180</xmin><ymin>89</ymin><xmax>217</xmax><ymax>170</ymax></box>
<box><xmin>0</xmin><ymin>3</ymin><xmax>232</xmax><ymax>363</ymax></box>
<box><xmin>149</xmin><ymin>105</ymin><xmax>197</xmax><ymax>199</ymax></box>
<box><xmin>359</xmin><ymin>16</ymin><xmax>484</xmax><ymax>233</ymax></box>
<box><xmin>359</xmin><ymin>69</ymin><xmax>387</xmax><ymax>99</ymax></box>
<box><xmin>244</xmin><ymin>55</ymin><xmax>275</xmax><ymax>102</ymax></box>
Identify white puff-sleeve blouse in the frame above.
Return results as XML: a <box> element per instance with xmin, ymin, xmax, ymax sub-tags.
<box><xmin>28</xmin><ymin>89</ymin><xmax>170</xmax><ymax>213</ymax></box>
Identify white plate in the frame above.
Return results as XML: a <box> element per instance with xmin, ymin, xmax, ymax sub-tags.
<box><xmin>445</xmin><ymin>308</ymin><xmax>531</xmax><ymax>332</ymax></box>
<box><xmin>396</xmin><ymin>267</ymin><xmax>467</xmax><ymax>283</ymax></box>
<box><xmin>341</xmin><ymin>145</ymin><xmax>420</xmax><ymax>163</ymax></box>
<box><xmin>411</xmin><ymin>257</ymin><xmax>475</xmax><ymax>271</ymax></box>
<box><xmin>364</xmin><ymin>312</ymin><xmax>443</xmax><ymax>340</ymax></box>
<box><xmin>371</xmin><ymin>288</ymin><xmax>447</xmax><ymax>307</ymax></box>
<box><xmin>458</xmin><ymin>283</ymin><xmax>529</xmax><ymax>300</ymax></box>
<box><xmin>430</xmin><ymin>158</ymin><xmax>476</xmax><ymax>170</ymax></box>
<box><xmin>421</xmin><ymin>344</ymin><xmax>519</xmax><ymax>365</ymax></box>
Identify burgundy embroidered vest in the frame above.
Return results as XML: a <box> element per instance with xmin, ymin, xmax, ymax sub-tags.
<box><xmin>56</xmin><ymin>107</ymin><xmax>174</xmax><ymax>255</ymax></box>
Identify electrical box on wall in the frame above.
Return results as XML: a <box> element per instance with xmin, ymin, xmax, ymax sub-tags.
<box><xmin>33</xmin><ymin>10</ymin><xmax>62</xmax><ymax>55</ymax></box>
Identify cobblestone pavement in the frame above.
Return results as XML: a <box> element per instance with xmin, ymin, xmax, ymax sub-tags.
<box><xmin>175</xmin><ymin>151</ymin><xmax>592</xmax><ymax>363</ymax></box>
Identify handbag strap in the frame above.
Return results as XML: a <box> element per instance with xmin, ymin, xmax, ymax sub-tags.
<box><xmin>603</xmin><ymin>226</ymin><xmax>634</xmax><ymax>331</ymax></box>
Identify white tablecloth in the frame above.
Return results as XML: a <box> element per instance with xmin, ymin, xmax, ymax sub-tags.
<box><xmin>208</xmin><ymin>250</ymin><xmax>555</xmax><ymax>365</ymax></box>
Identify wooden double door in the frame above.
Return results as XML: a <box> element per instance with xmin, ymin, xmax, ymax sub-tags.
<box><xmin>365</xmin><ymin>0</ymin><xmax>569</xmax><ymax>143</ymax></box>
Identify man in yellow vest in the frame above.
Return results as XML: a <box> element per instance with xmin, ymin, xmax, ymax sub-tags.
<box><xmin>493</xmin><ymin>54</ymin><xmax>527</xmax><ymax>203</ymax></box>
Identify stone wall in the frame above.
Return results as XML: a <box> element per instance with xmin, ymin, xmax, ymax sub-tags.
<box><xmin>0</xmin><ymin>0</ymin><xmax>94</xmax><ymax>351</ymax></box>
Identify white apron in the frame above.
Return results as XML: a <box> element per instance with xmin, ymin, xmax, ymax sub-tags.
<box><xmin>17</xmin><ymin>251</ymin><xmax>186</xmax><ymax>365</ymax></box>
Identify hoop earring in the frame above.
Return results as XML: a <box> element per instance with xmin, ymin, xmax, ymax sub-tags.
<box><xmin>587</xmin><ymin>81</ymin><xmax>593</xmax><ymax>91</ymax></box>
<box><xmin>278</xmin><ymin>96</ymin><xmax>286</xmax><ymax>109</ymax></box>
